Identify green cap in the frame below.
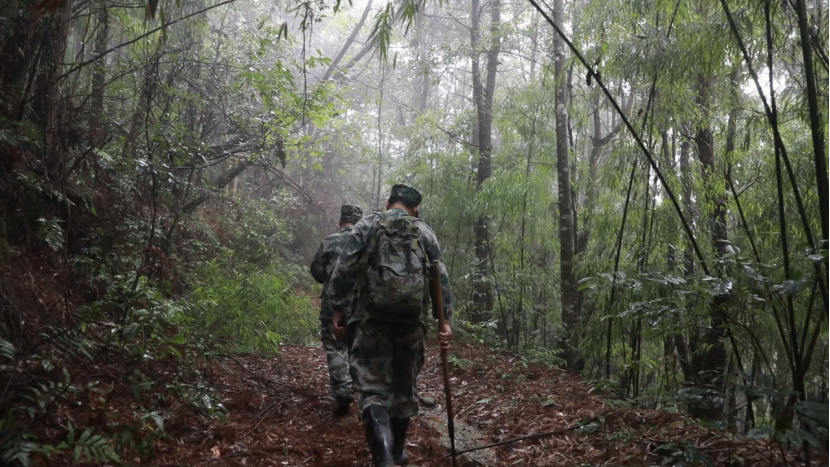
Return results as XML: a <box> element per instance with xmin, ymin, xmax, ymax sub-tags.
<box><xmin>339</xmin><ymin>204</ymin><xmax>363</xmax><ymax>224</ymax></box>
<box><xmin>389</xmin><ymin>183</ymin><xmax>422</xmax><ymax>206</ymax></box>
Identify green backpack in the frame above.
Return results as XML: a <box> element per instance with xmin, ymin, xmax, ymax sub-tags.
<box><xmin>364</xmin><ymin>213</ymin><xmax>428</xmax><ymax>319</ymax></box>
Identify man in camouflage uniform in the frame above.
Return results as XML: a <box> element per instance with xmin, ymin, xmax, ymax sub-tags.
<box><xmin>310</xmin><ymin>204</ymin><xmax>363</xmax><ymax>417</ymax></box>
<box><xmin>327</xmin><ymin>184</ymin><xmax>453</xmax><ymax>467</ymax></box>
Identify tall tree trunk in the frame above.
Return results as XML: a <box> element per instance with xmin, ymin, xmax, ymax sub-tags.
<box><xmin>529</xmin><ymin>12</ymin><xmax>540</xmax><ymax>80</ymax></box>
<box><xmin>577</xmin><ymin>92</ymin><xmax>629</xmax><ymax>255</ymax></box>
<box><xmin>88</xmin><ymin>0</ymin><xmax>109</xmax><ymax>147</ymax></box>
<box><xmin>794</xmin><ymin>0</ymin><xmax>828</xmax><ymax>244</ymax></box>
<box><xmin>0</xmin><ymin>1</ymin><xmax>50</xmax><ymax>118</ymax></box>
<box><xmin>691</xmin><ymin>74</ymin><xmax>728</xmax><ymax>420</ymax></box>
<box><xmin>575</xmin><ymin>92</ymin><xmax>630</xmax><ymax>331</ymax></box>
<box><xmin>675</xmin><ymin>125</ymin><xmax>698</xmax><ymax>385</ymax></box>
<box><xmin>680</xmin><ymin>127</ymin><xmax>696</xmax><ymax>281</ymax></box>
<box><xmin>553</xmin><ymin>0</ymin><xmax>582</xmax><ymax>371</ymax></box>
<box><xmin>123</xmin><ymin>39</ymin><xmax>163</xmax><ymax>160</ymax></box>
<box><xmin>31</xmin><ymin>0</ymin><xmax>71</xmax><ymax>178</ymax></box>
<box><xmin>411</xmin><ymin>5</ymin><xmax>431</xmax><ymax>113</ymax></box>
<box><xmin>660</xmin><ymin>125</ymin><xmax>679</xmax><ymax>393</ymax></box>
<box><xmin>470</xmin><ymin>0</ymin><xmax>500</xmax><ymax>321</ymax></box>
<box><xmin>663</xmin><ymin>129</ymin><xmax>677</xmax><ymax>271</ymax></box>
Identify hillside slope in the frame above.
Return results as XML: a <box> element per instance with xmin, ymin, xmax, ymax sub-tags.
<box><xmin>135</xmin><ymin>342</ymin><xmax>825</xmax><ymax>467</ymax></box>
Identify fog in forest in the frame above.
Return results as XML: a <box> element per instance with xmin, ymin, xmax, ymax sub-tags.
<box><xmin>0</xmin><ymin>0</ymin><xmax>827</xmax><ymax>465</ymax></box>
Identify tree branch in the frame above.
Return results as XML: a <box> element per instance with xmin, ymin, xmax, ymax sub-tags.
<box><xmin>59</xmin><ymin>0</ymin><xmax>239</xmax><ymax>80</ymax></box>
<box><xmin>417</xmin><ymin>409</ymin><xmax>614</xmax><ymax>461</ymax></box>
<box><xmin>180</xmin><ymin>157</ymin><xmax>252</xmax><ymax>213</ymax></box>
<box><xmin>260</xmin><ymin>164</ymin><xmax>325</xmax><ymax>215</ymax></box>
<box><xmin>319</xmin><ymin>0</ymin><xmax>374</xmax><ymax>83</ymax></box>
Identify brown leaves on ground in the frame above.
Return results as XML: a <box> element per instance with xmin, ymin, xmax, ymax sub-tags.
<box><xmin>19</xmin><ymin>340</ymin><xmax>827</xmax><ymax>466</ymax></box>
<box><xmin>416</xmin><ymin>342</ymin><xmax>827</xmax><ymax>467</ymax></box>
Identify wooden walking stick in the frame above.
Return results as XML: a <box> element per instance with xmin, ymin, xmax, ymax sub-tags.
<box><xmin>431</xmin><ymin>260</ymin><xmax>458</xmax><ymax>467</ymax></box>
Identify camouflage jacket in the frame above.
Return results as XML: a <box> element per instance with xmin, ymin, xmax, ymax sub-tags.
<box><xmin>310</xmin><ymin>226</ymin><xmax>354</xmax><ymax>318</ymax></box>
<box><xmin>325</xmin><ymin>208</ymin><xmax>453</xmax><ymax>326</ymax></box>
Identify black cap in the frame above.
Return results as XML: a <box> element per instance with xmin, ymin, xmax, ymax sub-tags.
<box><xmin>389</xmin><ymin>183</ymin><xmax>422</xmax><ymax>206</ymax></box>
<box><xmin>339</xmin><ymin>204</ymin><xmax>363</xmax><ymax>224</ymax></box>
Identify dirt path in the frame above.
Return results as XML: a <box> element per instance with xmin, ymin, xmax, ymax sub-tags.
<box><xmin>144</xmin><ymin>342</ymin><xmax>824</xmax><ymax>467</ymax></box>
<box><xmin>158</xmin><ymin>345</ymin><xmax>448</xmax><ymax>467</ymax></box>
<box><xmin>416</xmin><ymin>352</ymin><xmax>495</xmax><ymax>467</ymax></box>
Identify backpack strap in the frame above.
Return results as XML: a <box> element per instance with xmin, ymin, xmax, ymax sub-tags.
<box><xmin>357</xmin><ymin>212</ymin><xmax>385</xmax><ymax>298</ymax></box>
<box><xmin>408</xmin><ymin>217</ymin><xmax>432</xmax><ymax>303</ymax></box>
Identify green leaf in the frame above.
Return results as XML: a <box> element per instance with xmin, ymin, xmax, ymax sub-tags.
<box><xmin>168</xmin><ymin>345</ymin><xmax>182</xmax><ymax>358</ymax></box>
<box><xmin>578</xmin><ymin>421</ymin><xmax>600</xmax><ymax>435</ymax></box>
<box><xmin>93</xmin><ymin>148</ymin><xmax>113</xmax><ymax>163</ymax></box>
<box><xmin>0</xmin><ymin>336</ymin><xmax>16</xmax><ymax>360</ymax></box>
<box><xmin>796</xmin><ymin>401</ymin><xmax>829</xmax><ymax>429</ymax></box>
<box><xmin>36</xmin><ymin>218</ymin><xmax>64</xmax><ymax>251</ymax></box>
<box><xmin>166</xmin><ymin>334</ymin><xmax>186</xmax><ymax>345</ymax></box>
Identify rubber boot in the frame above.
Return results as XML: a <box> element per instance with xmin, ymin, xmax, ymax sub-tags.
<box><xmin>332</xmin><ymin>395</ymin><xmax>352</xmax><ymax>417</ymax></box>
<box><xmin>362</xmin><ymin>406</ymin><xmax>394</xmax><ymax>467</ymax></box>
<box><xmin>391</xmin><ymin>418</ymin><xmax>410</xmax><ymax>466</ymax></box>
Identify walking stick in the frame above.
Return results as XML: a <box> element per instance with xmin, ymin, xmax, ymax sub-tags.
<box><xmin>431</xmin><ymin>260</ymin><xmax>458</xmax><ymax>467</ymax></box>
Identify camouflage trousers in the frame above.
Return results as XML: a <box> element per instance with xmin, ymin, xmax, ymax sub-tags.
<box><xmin>348</xmin><ymin>319</ymin><xmax>425</xmax><ymax>419</ymax></box>
<box><xmin>320</xmin><ymin>315</ymin><xmax>353</xmax><ymax>401</ymax></box>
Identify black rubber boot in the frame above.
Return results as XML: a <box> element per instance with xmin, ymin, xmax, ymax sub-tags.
<box><xmin>332</xmin><ymin>395</ymin><xmax>352</xmax><ymax>417</ymax></box>
<box><xmin>362</xmin><ymin>406</ymin><xmax>394</xmax><ymax>467</ymax></box>
<box><xmin>391</xmin><ymin>418</ymin><xmax>410</xmax><ymax>466</ymax></box>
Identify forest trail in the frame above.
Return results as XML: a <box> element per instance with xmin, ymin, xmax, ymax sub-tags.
<box><xmin>149</xmin><ymin>341</ymin><xmax>824</xmax><ymax>467</ymax></box>
<box><xmin>1</xmin><ymin>0</ymin><xmax>827</xmax><ymax>465</ymax></box>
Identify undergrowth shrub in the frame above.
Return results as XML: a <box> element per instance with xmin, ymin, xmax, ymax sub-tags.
<box><xmin>179</xmin><ymin>257</ymin><xmax>316</xmax><ymax>353</ymax></box>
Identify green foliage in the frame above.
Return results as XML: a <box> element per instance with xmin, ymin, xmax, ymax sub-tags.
<box><xmin>0</xmin><ymin>336</ymin><xmax>15</xmax><ymax>360</ymax></box>
<box><xmin>58</xmin><ymin>423</ymin><xmax>121</xmax><ymax>465</ymax></box>
<box><xmin>0</xmin><ymin>0</ymin><xmax>827</xmax><ymax>462</ymax></box>
<box><xmin>458</xmin><ymin>319</ymin><xmax>503</xmax><ymax>346</ymax></box>
<box><xmin>0</xmin><ymin>438</ymin><xmax>40</xmax><ymax>467</ymax></box>
<box><xmin>35</xmin><ymin>218</ymin><xmax>64</xmax><ymax>252</ymax></box>
<box><xmin>677</xmin><ymin>386</ymin><xmax>726</xmax><ymax>420</ymax></box>
<box><xmin>588</xmin><ymin>379</ymin><xmax>619</xmax><ymax>395</ymax></box>
<box><xmin>447</xmin><ymin>354</ymin><xmax>471</xmax><ymax>370</ymax></box>
<box><xmin>578</xmin><ymin>421</ymin><xmax>601</xmax><ymax>436</ymax></box>
<box><xmin>524</xmin><ymin>347</ymin><xmax>566</xmax><ymax>367</ymax></box>
<box><xmin>0</xmin><ymin>419</ymin><xmax>119</xmax><ymax>467</ymax></box>
<box><xmin>654</xmin><ymin>441</ymin><xmax>713</xmax><ymax>467</ymax></box>
<box><xmin>179</xmin><ymin>259</ymin><xmax>317</xmax><ymax>353</ymax></box>
<box><xmin>369</xmin><ymin>2</ymin><xmax>396</xmax><ymax>62</ymax></box>
<box><xmin>796</xmin><ymin>401</ymin><xmax>829</xmax><ymax>434</ymax></box>
<box><xmin>748</xmin><ymin>425</ymin><xmax>825</xmax><ymax>450</ymax></box>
